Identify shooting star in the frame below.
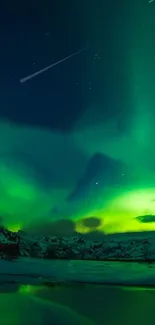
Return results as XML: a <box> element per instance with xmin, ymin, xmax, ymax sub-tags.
<box><xmin>20</xmin><ymin>48</ymin><xmax>86</xmax><ymax>84</ymax></box>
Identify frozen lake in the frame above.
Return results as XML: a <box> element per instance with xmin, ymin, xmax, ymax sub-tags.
<box><xmin>0</xmin><ymin>276</ymin><xmax>155</xmax><ymax>325</ymax></box>
<box><xmin>0</xmin><ymin>259</ymin><xmax>155</xmax><ymax>324</ymax></box>
<box><xmin>0</xmin><ymin>258</ymin><xmax>155</xmax><ymax>286</ymax></box>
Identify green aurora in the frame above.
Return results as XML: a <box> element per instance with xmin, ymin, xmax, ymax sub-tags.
<box><xmin>1</xmin><ymin>2</ymin><xmax>155</xmax><ymax>235</ymax></box>
<box><xmin>1</xmin><ymin>116</ymin><xmax>155</xmax><ymax>235</ymax></box>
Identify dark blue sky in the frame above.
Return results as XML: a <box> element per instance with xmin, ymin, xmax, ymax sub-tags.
<box><xmin>0</xmin><ymin>0</ymin><xmax>130</xmax><ymax>131</ymax></box>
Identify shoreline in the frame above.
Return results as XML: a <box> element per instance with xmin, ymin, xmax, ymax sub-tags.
<box><xmin>0</xmin><ymin>258</ymin><xmax>155</xmax><ymax>286</ymax></box>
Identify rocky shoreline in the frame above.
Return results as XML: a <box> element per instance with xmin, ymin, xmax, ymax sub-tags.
<box><xmin>0</xmin><ymin>228</ymin><xmax>155</xmax><ymax>261</ymax></box>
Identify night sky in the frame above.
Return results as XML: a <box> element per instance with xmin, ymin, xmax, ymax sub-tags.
<box><xmin>1</xmin><ymin>0</ymin><xmax>155</xmax><ymax>235</ymax></box>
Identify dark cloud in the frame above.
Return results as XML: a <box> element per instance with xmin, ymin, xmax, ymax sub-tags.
<box><xmin>136</xmin><ymin>215</ymin><xmax>155</xmax><ymax>223</ymax></box>
<box><xmin>24</xmin><ymin>219</ymin><xmax>76</xmax><ymax>237</ymax></box>
<box><xmin>67</xmin><ymin>153</ymin><xmax>128</xmax><ymax>202</ymax></box>
<box><xmin>82</xmin><ymin>217</ymin><xmax>102</xmax><ymax>229</ymax></box>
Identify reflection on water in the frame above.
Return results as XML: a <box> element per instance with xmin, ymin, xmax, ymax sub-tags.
<box><xmin>0</xmin><ymin>282</ymin><xmax>155</xmax><ymax>325</ymax></box>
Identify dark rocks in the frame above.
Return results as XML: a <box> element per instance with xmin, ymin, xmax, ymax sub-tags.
<box><xmin>0</xmin><ymin>227</ymin><xmax>155</xmax><ymax>261</ymax></box>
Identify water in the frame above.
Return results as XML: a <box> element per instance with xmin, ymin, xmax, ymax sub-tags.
<box><xmin>0</xmin><ymin>282</ymin><xmax>155</xmax><ymax>325</ymax></box>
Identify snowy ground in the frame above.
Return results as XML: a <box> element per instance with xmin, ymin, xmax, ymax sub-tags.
<box><xmin>0</xmin><ymin>258</ymin><xmax>155</xmax><ymax>286</ymax></box>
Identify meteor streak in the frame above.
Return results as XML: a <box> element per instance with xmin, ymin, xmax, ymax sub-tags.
<box><xmin>20</xmin><ymin>48</ymin><xmax>86</xmax><ymax>83</ymax></box>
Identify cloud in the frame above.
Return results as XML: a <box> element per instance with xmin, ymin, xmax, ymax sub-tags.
<box><xmin>24</xmin><ymin>219</ymin><xmax>76</xmax><ymax>237</ymax></box>
<box><xmin>82</xmin><ymin>217</ymin><xmax>102</xmax><ymax>228</ymax></box>
<box><xmin>67</xmin><ymin>153</ymin><xmax>129</xmax><ymax>202</ymax></box>
<box><xmin>136</xmin><ymin>214</ymin><xmax>155</xmax><ymax>223</ymax></box>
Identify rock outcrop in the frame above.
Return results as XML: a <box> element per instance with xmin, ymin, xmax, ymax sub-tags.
<box><xmin>0</xmin><ymin>227</ymin><xmax>155</xmax><ymax>261</ymax></box>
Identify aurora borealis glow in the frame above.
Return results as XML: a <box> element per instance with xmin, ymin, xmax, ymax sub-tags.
<box><xmin>1</xmin><ymin>0</ymin><xmax>155</xmax><ymax>236</ymax></box>
<box><xmin>1</xmin><ymin>115</ymin><xmax>155</xmax><ymax>235</ymax></box>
